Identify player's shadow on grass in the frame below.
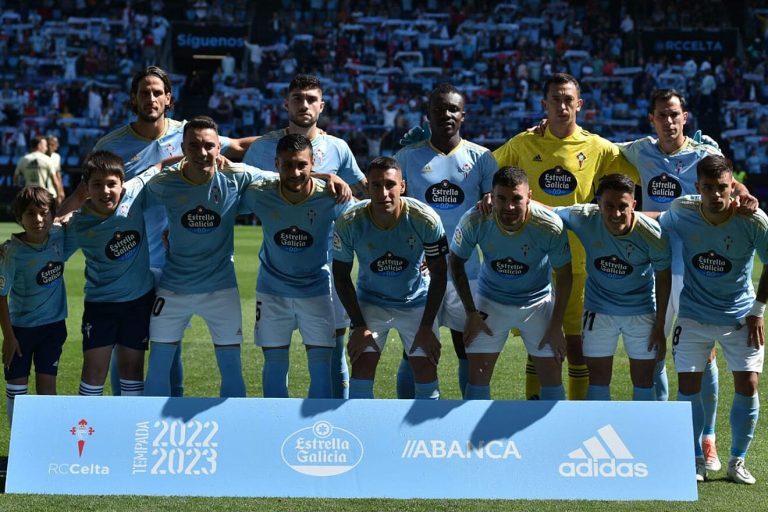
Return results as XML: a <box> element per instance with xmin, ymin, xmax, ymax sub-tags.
<box><xmin>160</xmin><ymin>397</ymin><xmax>228</xmax><ymax>421</ymax></box>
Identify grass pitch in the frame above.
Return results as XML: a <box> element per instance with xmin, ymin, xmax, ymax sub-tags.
<box><xmin>0</xmin><ymin>223</ymin><xmax>765</xmax><ymax>510</ymax></box>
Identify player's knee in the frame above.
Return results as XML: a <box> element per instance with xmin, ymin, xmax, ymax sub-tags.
<box><xmin>409</xmin><ymin>357</ymin><xmax>438</xmax><ymax>383</ymax></box>
<box><xmin>733</xmin><ymin>371</ymin><xmax>759</xmax><ymax>396</ymax></box>
<box><xmin>351</xmin><ymin>352</ymin><xmax>379</xmax><ymax>379</ymax></box>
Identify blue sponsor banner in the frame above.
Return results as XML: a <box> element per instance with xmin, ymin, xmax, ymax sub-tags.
<box><xmin>7</xmin><ymin>396</ymin><xmax>696</xmax><ymax>500</ymax></box>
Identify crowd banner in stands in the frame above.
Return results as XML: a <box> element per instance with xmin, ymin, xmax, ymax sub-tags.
<box><xmin>7</xmin><ymin>396</ymin><xmax>696</xmax><ymax>500</ymax></box>
<box><xmin>171</xmin><ymin>22</ymin><xmax>248</xmax><ymax>67</ymax></box>
<box><xmin>641</xmin><ymin>28</ymin><xmax>738</xmax><ymax>59</ymax></box>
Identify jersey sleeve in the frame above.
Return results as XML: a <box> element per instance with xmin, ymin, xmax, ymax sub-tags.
<box><xmin>752</xmin><ymin>212</ymin><xmax>768</xmax><ymax>265</ymax></box>
<box><xmin>649</xmin><ymin>231</ymin><xmax>672</xmax><ymax>271</ymax></box>
<box><xmin>0</xmin><ymin>244</ymin><xmax>14</xmax><ymax>296</ymax></box>
<box><xmin>238</xmin><ymin>185</ymin><xmax>261</xmax><ymax>216</ymax></box>
<box><xmin>547</xmin><ymin>228</ymin><xmax>572</xmax><ymax>269</ymax></box>
<box><xmin>492</xmin><ymin>137</ymin><xmax>520</xmax><ymax>167</ymax></box>
<box><xmin>334</xmin><ymin>198</ymin><xmax>356</xmax><ymax>219</ymax></box>
<box><xmin>449</xmin><ymin>209</ymin><xmax>478</xmax><ymax>260</ymax></box>
<box><xmin>332</xmin><ymin>219</ymin><xmax>355</xmax><ymax>263</ymax></box>
<box><xmin>597</xmin><ymin>145</ymin><xmax>640</xmax><ymax>186</ymax></box>
<box><xmin>657</xmin><ymin>208</ymin><xmax>678</xmax><ymax>238</ymax></box>
<box><xmin>479</xmin><ymin>150</ymin><xmax>498</xmax><ymax>193</ymax></box>
<box><xmin>417</xmin><ymin>206</ymin><xmax>448</xmax><ymax>260</ymax></box>
<box><xmin>62</xmin><ymin>222</ymin><xmax>81</xmax><ymax>258</ymax></box>
<box><xmin>337</xmin><ymin>145</ymin><xmax>366</xmax><ymax>185</ymax></box>
<box><xmin>553</xmin><ymin>205</ymin><xmax>574</xmax><ymax>229</ymax></box>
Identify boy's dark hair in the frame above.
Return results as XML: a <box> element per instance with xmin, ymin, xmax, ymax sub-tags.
<box><xmin>276</xmin><ymin>133</ymin><xmax>313</xmax><ymax>156</ymax></box>
<box><xmin>697</xmin><ymin>154</ymin><xmax>733</xmax><ymax>180</ymax></box>
<box><xmin>130</xmin><ymin>66</ymin><xmax>174</xmax><ymax>113</ymax></box>
<box><xmin>13</xmin><ymin>186</ymin><xmax>56</xmax><ymax>224</ymax></box>
<box><xmin>288</xmin><ymin>74</ymin><xmax>323</xmax><ymax>95</ymax></box>
<box><xmin>183</xmin><ymin>115</ymin><xmax>219</xmax><ymax>138</ymax></box>
<box><xmin>82</xmin><ymin>150</ymin><xmax>125</xmax><ymax>184</ymax></box>
<box><xmin>367</xmin><ymin>156</ymin><xmax>401</xmax><ymax>177</ymax></box>
<box><xmin>492</xmin><ymin>166</ymin><xmax>529</xmax><ymax>188</ymax></box>
<box><xmin>596</xmin><ymin>173</ymin><xmax>636</xmax><ymax>197</ymax></box>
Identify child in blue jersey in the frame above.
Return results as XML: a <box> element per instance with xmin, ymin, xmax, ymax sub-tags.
<box><xmin>242</xmin><ymin>74</ymin><xmax>367</xmax><ymax>399</ymax></box>
<box><xmin>239</xmin><ymin>134</ymin><xmax>353</xmax><ymax>398</ymax></box>
<box><xmin>394</xmin><ymin>83</ymin><xmax>498</xmax><ymax>399</ymax></box>
<box><xmin>658</xmin><ymin>155</ymin><xmax>768</xmax><ymax>485</ymax></box>
<box><xmin>142</xmin><ymin>116</ymin><xmax>275</xmax><ymax>398</ymax></box>
<box><xmin>333</xmin><ymin>157</ymin><xmax>449</xmax><ymax>400</ymax></box>
<box><xmin>450</xmin><ymin>167</ymin><xmax>572</xmax><ymax>400</ymax></box>
<box><xmin>554</xmin><ymin>174</ymin><xmax>671</xmax><ymax>401</ymax></box>
<box><xmin>1</xmin><ymin>187</ymin><xmax>75</xmax><ymax>424</ymax></box>
<box><xmin>65</xmin><ymin>151</ymin><xmax>160</xmax><ymax>397</ymax></box>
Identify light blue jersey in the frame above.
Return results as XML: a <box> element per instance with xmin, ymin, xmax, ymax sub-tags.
<box><xmin>145</xmin><ymin>161</ymin><xmax>274</xmax><ymax>294</ymax></box>
<box><xmin>93</xmin><ymin>118</ymin><xmax>232</xmax><ymax>269</ymax></box>
<box><xmin>333</xmin><ymin>197</ymin><xmax>448</xmax><ymax>308</ymax></box>
<box><xmin>0</xmin><ymin>226</ymin><xmax>76</xmax><ymax>327</ymax></box>
<box><xmin>619</xmin><ymin>137</ymin><xmax>721</xmax><ymax>278</ymax></box>
<box><xmin>451</xmin><ymin>203</ymin><xmax>571</xmax><ymax>307</ymax></box>
<box><xmin>555</xmin><ymin>204</ymin><xmax>671</xmax><ymax>316</ymax></box>
<box><xmin>239</xmin><ymin>178</ymin><xmax>353</xmax><ymax>298</ymax></box>
<box><xmin>243</xmin><ymin>129</ymin><xmax>365</xmax><ymax>185</ymax></box>
<box><xmin>659</xmin><ymin>196</ymin><xmax>768</xmax><ymax>325</ymax></box>
<box><xmin>395</xmin><ymin>139</ymin><xmax>497</xmax><ymax>280</ymax></box>
<box><xmin>65</xmin><ymin>168</ymin><xmax>160</xmax><ymax>302</ymax></box>
<box><xmin>618</xmin><ymin>137</ymin><xmax>721</xmax><ymax>211</ymax></box>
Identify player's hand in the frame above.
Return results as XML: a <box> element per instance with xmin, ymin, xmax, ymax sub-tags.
<box><xmin>216</xmin><ymin>154</ymin><xmax>234</xmax><ymax>169</ymax></box>
<box><xmin>2</xmin><ymin>335</ymin><xmax>21</xmax><ymax>368</ymax></box>
<box><xmin>648</xmin><ymin>324</ymin><xmax>667</xmax><ymax>362</ymax></box>
<box><xmin>54</xmin><ymin>211</ymin><xmax>73</xmax><ymax>225</ymax></box>
<box><xmin>746</xmin><ymin>314</ymin><xmax>764</xmax><ymax>348</ymax></box>
<box><xmin>410</xmin><ymin>325</ymin><xmax>441</xmax><ymax>366</ymax></box>
<box><xmin>325</xmin><ymin>174</ymin><xmax>352</xmax><ymax>203</ymax></box>
<box><xmin>462</xmin><ymin>310</ymin><xmax>493</xmax><ymax>347</ymax></box>
<box><xmin>399</xmin><ymin>121</ymin><xmax>431</xmax><ymax>146</ymax></box>
<box><xmin>347</xmin><ymin>326</ymin><xmax>379</xmax><ymax>364</ymax></box>
<box><xmin>539</xmin><ymin>323</ymin><xmax>566</xmax><ymax>364</ymax></box>
<box><xmin>733</xmin><ymin>192</ymin><xmax>759</xmax><ymax>215</ymax></box>
<box><xmin>692</xmin><ymin>130</ymin><xmax>720</xmax><ymax>150</ymax></box>
<box><xmin>526</xmin><ymin>118</ymin><xmax>548</xmax><ymax>137</ymax></box>
<box><xmin>476</xmin><ymin>192</ymin><xmax>493</xmax><ymax>215</ymax></box>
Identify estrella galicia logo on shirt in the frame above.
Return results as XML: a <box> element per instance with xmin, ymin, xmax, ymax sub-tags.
<box><xmin>105</xmin><ymin>230</ymin><xmax>140</xmax><ymax>261</ymax></box>
<box><xmin>275</xmin><ymin>226</ymin><xmax>314</xmax><ymax>252</ymax></box>
<box><xmin>539</xmin><ymin>166</ymin><xmax>576</xmax><ymax>196</ymax></box>
<box><xmin>36</xmin><ymin>261</ymin><xmax>64</xmax><ymax>287</ymax></box>
<box><xmin>595</xmin><ymin>255</ymin><xmax>633</xmax><ymax>279</ymax></box>
<box><xmin>647</xmin><ymin>173</ymin><xmax>681</xmax><ymax>203</ymax></box>
<box><xmin>371</xmin><ymin>252</ymin><xmax>409</xmax><ymax>276</ymax></box>
<box><xmin>182</xmin><ymin>206</ymin><xmax>221</xmax><ymax>234</ymax></box>
<box><xmin>491</xmin><ymin>257</ymin><xmax>529</xmax><ymax>278</ymax></box>
<box><xmin>425</xmin><ymin>180</ymin><xmax>465</xmax><ymax>210</ymax></box>
<box><xmin>693</xmin><ymin>251</ymin><xmax>731</xmax><ymax>277</ymax></box>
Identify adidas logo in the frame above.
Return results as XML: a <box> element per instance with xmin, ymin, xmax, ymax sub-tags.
<box><xmin>559</xmin><ymin>424</ymin><xmax>648</xmax><ymax>478</ymax></box>
<box><xmin>533</xmin><ymin>154</ymin><xmax>542</xmax><ymax>162</ymax></box>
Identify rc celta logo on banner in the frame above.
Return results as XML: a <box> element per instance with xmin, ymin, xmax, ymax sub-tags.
<box><xmin>48</xmin><ymin>418</ymin><xmax>111</xmax><ymax>476</ymax></box>
<box><xmin>281</xmin><ymin>420</ymin><xmax>364</xmax><ymax>477</ymax></box>
<box><xmin>559</xmin><ymin>424</ymin><xmax>648</xmax><ymax>478</ymax></box>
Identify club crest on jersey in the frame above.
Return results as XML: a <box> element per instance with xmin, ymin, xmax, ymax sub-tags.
<box><xmin>723</xmin><ymin>235</ymin><xmax>733</xmax><ymax>252</ymax></box>
<box><xmin>105</xmin><ymin>230</ymin><xmax>140</xmax><ymax>261</ymax></box>
<box><xmin>491</xmin><ymin>257</ymin><xmax>529</xmax><ymax>278</ymax></box>
<box><xmin>407</xmin><ymin>235</ymin><xmax>416</xmax><ymax>250</ymax></box>
<box><xmin>460</xmin><ymin>162</ymin><xmax>472</xmax><ymax>178</ymax></box>
<box><xmin>594</xmin><ymin>255</ymin><xmax>633</xmax><ymax>279</ymax></box>
<box><xmin>675</xmin><ymin>160</ymin><xmax>683</xmax><ymax>174</ymax></box>
<box><xmin>36</xmin><ymin>261</ymin><xmax>64</xmax><ymax>287</ymax></box>
<box><xmin>371</xmin><ymin>251</ymin><xmax>409</xmax><ymax>276</ymax></box>
<box><xmin>313</xmin><ymin>148</ymin><xmax>325</xmax><ymax>167</ymax></box>
<box><xmin>118</xmin><ymin>203</ymin><xmax>130</xmax><ymax>216</ymax></box>
<box><xmin>211</xmin><ymin>185</ymin><xmax>221</xmax><ymax>205</ymax></box>
<box><xmin>426</xmin><ymin>180</ymin><xmax>464</xmax><ymax>210</ymax></box>
<box><xmin>647</xmin><ymin>173</ymin><xmax>681</xmax><ymax>203</ymax></box>
<box><xmin>165</xmin><ymin>143</ymin><xmax>175</xmax><ymax>157</ymax></box>
<box><xmin>182</xmin><ymin>206</ymin><xmax>221</xmax><ymax>234</ymax></box>
<box><xmin>692</xmin><ymin>250</ymin><xmax>731</xmax><ymax>277</ymax></box>
<box><xmin>333</xmin><ymin>233</ymin><xmax>342</xmax><ymax>252</ymax></box>
<box><xmin>539</xmin><ymin>166</ymin><xmax>577</xmax><ymax>196</ymax></box>
<box><xmin>275</xmin><ymin>225</ymin><xmax>314</xmax><ymax>252</ymax></box>
<box><xmin>577</xmin><ymin>152</ymin><xmax>586</xmax><ymax>169</ymax></box>
<box><xmin>307</xmin><ymin>209</ymin><xmax>317</xmax><ymax>225</ymax></box>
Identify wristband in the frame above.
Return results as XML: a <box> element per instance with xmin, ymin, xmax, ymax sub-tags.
<box><xmin>749</xmin><ymin>300</ymin><xmax>766</xmax><ymax>318</ymax></box>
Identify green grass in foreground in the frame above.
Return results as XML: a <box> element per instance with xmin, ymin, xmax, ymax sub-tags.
<box><xmin>0</xmin><ymin>223</ymin><xmax>765</xmax><ymax>511</ymax></box>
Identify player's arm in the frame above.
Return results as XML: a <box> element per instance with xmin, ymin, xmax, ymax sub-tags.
<box><xmin>449</xmin><ymin>251</ymin><xmax>492</xmax><ymax>346</ymax></box>
<box><xmin>0</xmin><ymin>295</ymin><xmax>20</xmax><ymax>368</ymax></box>
<box><xmin>746</xmin><ymin>265</ymin><xmax>768</xmax><ymax>348</ymax></box>
<box><xmin>311</xmin><ymin>172</ymin><xmax>352</xmax><ymax>203</ymax></box>
<box><xmin>222</xmin><ymin>136</ymin><xmax>258</xmax><ymax>160</ymax></box>
<box><xmin>333</xmin><ymin>259</ymin><xmax>379</xmax><ymax>363</ymax></box>
<box><xmin>411</xmin><ymin>249</ymin><xmax>447</xmax><ymax>366</ymax></box>
<box><xmin>540</xmin><ymin>263</ymin><xmax>571</xmax><ymax>362</ymax></box>
<box><xmin>350</xmin><ymin>178</ymin><xmax>368</xmax><ymax>199</ymax></box>
<box><xmin>56</xmin><ymin>181</ymin><xmax>88</xmax><ymax>221</ymax></box>
<box><xmin>53</xmin><ymin>169</ymin><xmax>65</xmax><ymax>205</ymax></box>
<box><xmin>732</xmin><ymin>179</ymin><xmax>758</xmax><ymax>214</ymax></box>
<box><xmin>649</xmin><ymin>268</ymin><xmax>671</xmax><ymax>360</ymax></box>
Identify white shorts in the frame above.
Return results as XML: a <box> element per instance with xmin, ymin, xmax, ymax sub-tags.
<box><xmin>360</xmin><ymin>302</ymin><xmax>438</xmax><ymax>357</ymax></box>
<box><xmin>331</xmin><ymin>285</ymin><xmax>351</xmax><ymax>330</ymax></box>
<box><xmin>467</xmin><ymin>295</ymin><xmax>554</xmax><ymax>357</ymax></box>
<box><xmin>663</xmin><ymin>273</ymin><xmax>684</xmax><ymax>338</ymax></box>
<box><xmin>150</xmin><ymin>287</ymin><xmax>243</xmax><ymax>346</ymax></box>
<box><xmin>672</xmin><ymin>317</ymin><xmax>765</xmax><ymax>373</ymax></box>
<box><xmin>582</xmin><ymin>311</ymin><xmax>657</xmax><ymax>360</ymax></box>
<box><xmin>255</xmin><ymin>292</ymin><xmax>335</xmax><ymax>348</ymax></box>
<box><xmin>438</xmin><ymin>279</ymin><xmax>478</xmax><ymax>331</ymax></box>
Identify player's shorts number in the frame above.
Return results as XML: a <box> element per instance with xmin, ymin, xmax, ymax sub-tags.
<box><xmin>582</xmin><ymin>311</ymin><xmax>596</xmax><ymax>331</ymax></box>
<box><xmin>672</xmin><ymin>325</ymin><xmax>682</xmax><ymax>346</ymax></box>
<box><xmin>256</xmin><ymin>300</ymin><xmax>262</xmax><ymax>322</ymax></box>
<box><xmin>152</xmin><ymin>297</ymin><xmax>166</xmax><ymax>317</ymax></box>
